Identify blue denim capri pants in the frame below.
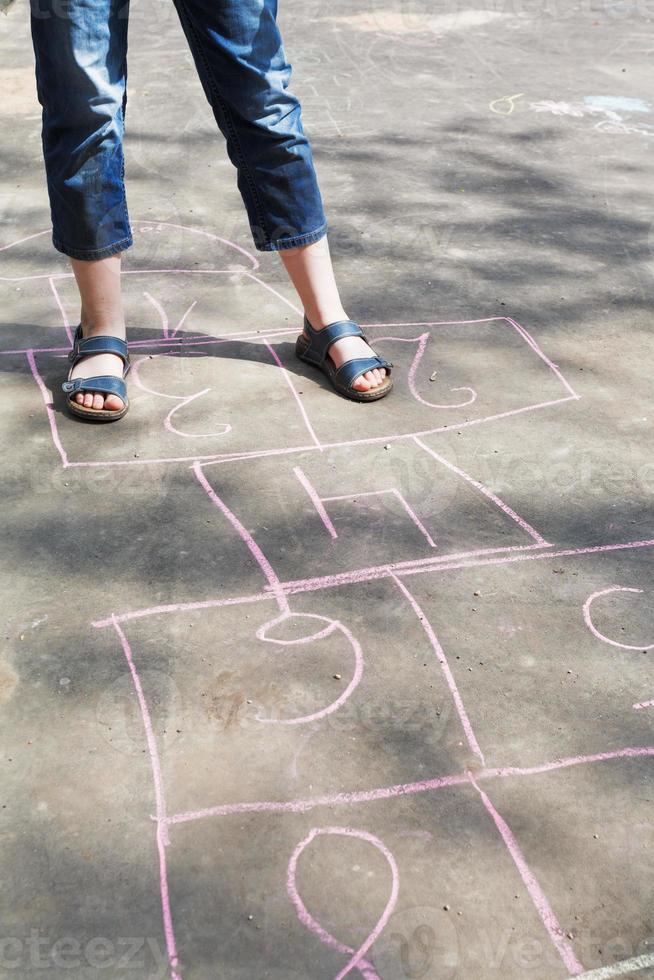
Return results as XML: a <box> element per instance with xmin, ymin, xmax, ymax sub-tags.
<box><xmin>30</xmin><ymin>0</ymin><xmax>328</xmax><ymax>258</ymax></box>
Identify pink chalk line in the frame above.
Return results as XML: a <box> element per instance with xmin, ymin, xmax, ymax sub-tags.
<box><xmin>26</xmin><ymin>349</ymin><xmax>69</xmax><ymax>468</ymax></box>
<box><xmin>193</xmin><ymin>463</ymin><xmax>365</xmax><ymax>725</ymax></box>
<box><xmin>467</xmin><ymin>772</ymin><xmax>584</xmax><ymax>975</ymax></box>
<box><xmin>129</xmin><ymin>352</ymin><xmax>231</xmax><ymax>439</ymax></box>
<box><xmin>263</xmin><ymin>341</ymin><xmax>322</xmax><ymax>450</ymax></box>
<box><xmin>390</xmin><ymin>573</ymin><xmax>485</xmax><ymax>765</ymax></box>
<box><xmin>413</xmin><ymin>436</ymin><xmax>549</xmax><ymax>546</ymax></box>
<box><xmin>583</xmin><ymin>586</ymin><xmax>652</xmax><ymax>711</ymax></box>
<box><xmin>583</xmin><ymin>586</ymin><xmax>653</xmax><ymax>651</ymax></box>
<box><xmin>0</xmin><ymin>218</ymin><xmax>259</xmax><ymax>274</ymax></box>
<box><xmin>143</xmin><ymin>291</ymin><xmax>197</xmax><ymax>341</ymax></box>
<box><xmin>505</xmin><ymin>316</ymin><xmax>579</xmax><ymax>400</ymax></box>
<box><xmin>143</xmin><ymin>292</ymin><xmax>169</xmax><ymax>339</ymax></box>
<box><xmin>48</xmin><ymin>277</ymin><xmax>74</xmax><ymax>347</ymax></box>
<box><xmin>0</xmin><ymin>327</ymin><xmax>295</xmax><ymax>358</ymax></box>
<box><xmin>131</xmin><ymin>220</ymin><xmax>260</xmax><ymax>269</ymax></box>
<box><xmin>91</xmin><ymin>539</ymin><xmax>654</xmax><ymax>631</ymax></box>
<box><xmin>294</xmin><ymin>466</ymin><xmax>436</xmax><ymax>547</ymax></box>
<box><xmin>286</xmin><ymin>827</ymin><xmax>399</xmax><ymax>980</ymax></box>
<box><xmin>359</xmin><ymin>316</ymin><xmax>580</xmax><ymax>402</ymax></box>
<box><xmin>379</xmin><ymin>333</ymin><xmax>477</xmax><ymax>408</ymax></box>
<box><xmin>294</xmin><ymin>467</ymin><xmax>338</xmax><ymax>538</ymax></box>
<box><xmin>163</xmin><ymin>746</ymin><xmax>654</xmax><ymax>826</ymax></box>
<box><xmin>255</xmin><ymin>611</ymin><xmax>365</xmax><ymax>726</ymax></box>
<box><xmin>0</xmin><ymin>228</ymin><xmax>50</xmax><ymax>251</ymax></box>
<box><xmin>127</xmin><ymin>379</ymin><xmax>574</xmax><ymax>471</ymax></box>
<box><xmin>275</xmin><ymin>539</ymin><xmax>654</xmax><ymax>598</ymax></box>
<box><xmin>193</xmin><ymin>461</ymin><xmax>290</xmax><ymax>614</ymax></box>
<box><xmin>110</xmin><ymin>617</ymin><xmax>181</xmax><ymax>980</ymax></box>
<box><xmin>243</xmin><ymin>270</ymin><xmax>303</xmax><ymax>316</ymax></box>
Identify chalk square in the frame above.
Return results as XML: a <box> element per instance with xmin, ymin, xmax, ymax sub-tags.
<box><xmin>402</xmin><ymin>546</ymin><xmax>654</xmax><ymax>767</ymax></box>
<box><xmin>270</xmin><ymin>317</ymin><xmax>578</xmax><ymax>445</ymax></box>
<box><xmin>102</xmin><ymin>579</ymin><xmax>483</xmax><ymax>820</ymax></box>
<box><xmin>29</xmin><ymin>336</ymin><xmax>314</xmax><ymax>466</ymax></box>
<box><xmin>164</xmin><ymin>789</ymin><xmax>572</xmax><ymax>980</ymax></box>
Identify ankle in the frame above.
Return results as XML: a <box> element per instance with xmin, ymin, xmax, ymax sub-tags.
<box><xmin>304</xmin><ymin>307</ymin><xmax>349</xmax><ymax>330</ymax></box>
<box><xmin>80</xmin><ymin>318</ymin><xmax>126</xmax><ymax>339</ymax></box>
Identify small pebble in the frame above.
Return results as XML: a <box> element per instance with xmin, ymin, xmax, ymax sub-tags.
<box><xmin>383</xmin><ymin>444</ymin><xmax>391</xmax><ymax>450</ymax></box>
<box><xmin>593</xmin><ymin>834</ymin><xmax>599</xmax><ymax>839</ymax></box>
<box><xmin>443</xmin><ymin>904</ymin><xmax>450</xmax><ymax>911</ymax></box>
<box><xmin>333</xmin><ymin>673</ymin><xmax>342</xmax><ymax>680</ymax></box>
<box><xmin>247</xmin><ymin>915</ymin><xmax>253</xmax><ymax>921</ymax></box>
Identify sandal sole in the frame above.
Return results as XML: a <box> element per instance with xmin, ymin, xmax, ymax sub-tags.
<box><xmin>66</xmin><ymin>398</ymin><xmax>129</xmax><ymax>423</ymax></box>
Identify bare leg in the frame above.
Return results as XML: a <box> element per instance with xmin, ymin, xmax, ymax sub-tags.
<box><xmin>68</xmin><ymin>254</ymin><xmax>126</xmax><ymax>411</ymax></box>
<box><xmin>279</xmin><ymin>236</ymin><xmax>386</xmax><ymax>392</ymax></box>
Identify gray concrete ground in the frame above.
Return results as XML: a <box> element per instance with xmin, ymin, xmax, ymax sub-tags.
<box><xmin>1</xmin><ymin>1</ymin><xmax>654</xmax><ymax>978</ymax></box>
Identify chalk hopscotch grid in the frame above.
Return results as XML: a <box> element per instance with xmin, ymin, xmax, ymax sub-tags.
<box><xmin>4</xmin><ymin>225</ymin><xmax>652</xmax><ymax>980</ymax></box>
<box><xmin>29</xmin><ymin>321</ymin><xmax>578</xmax><ymax>465</ymax></box>
<box><xmin>94</xmin><ymin>465</ymin><xmax>654</xmax><ymax>980</ymax></box>
<box><xmin>19</xmin><ymin>314</ymin><xmax>580</xmax><ymax>469</ymax></box>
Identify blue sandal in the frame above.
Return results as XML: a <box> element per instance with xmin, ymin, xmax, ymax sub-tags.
<box><xmin>296</xmin><ymin>316</ymin><xmax>393</xmax><ymax>402</ymax></box>
<box><xmin>62</xmin><ymin>324</ymin><xmax>130</xmax><ymax>422</ymax></box>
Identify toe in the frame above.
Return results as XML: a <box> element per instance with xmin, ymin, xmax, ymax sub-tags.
<box><xmin>103</xmin><ymin>393</ymin><xmax>124</xmax><ymax>412</ymax></box>
<box><xmin>83</xmin><ymin>392</ymin><xmax>94</xmax><ymax>408</ymax></box>
<box><xmin>92</xmin><ymin>393</ymin><xmax>104</xmax><ymax>411</ymax></box>
<box><xmin>74</xmin><ymin>392</ymin><xmax>85</xmax><ymax>405</ymax></box>
<box><xmin>352</xmin><ymin>374</ymin><xmax>372</xmax><ymax>392</ymax></box>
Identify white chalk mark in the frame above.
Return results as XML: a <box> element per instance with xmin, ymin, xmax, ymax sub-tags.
<box><xmin>490</xmin><ymin>92</ymin><xmax>525</xmax><ymax>116</ymax></box>
<box><xmin>570</xmin><ymin>952</ymin><xmax>654</xmax><ymax>979</ymax></box>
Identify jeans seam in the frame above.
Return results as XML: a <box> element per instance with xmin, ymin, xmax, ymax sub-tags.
<box><xmin>175</xmin><ymin>0</ymin><xmax>270</xmax><ymax>238</ymax></box>
<box><xmin>118</xmin><ymin>87</ymin><xmax>131</xmax><ymax>241</ymax></box>
<box><xmin>256</xmin><ymin>220</ymin><xmax>328</xmax><ymax>251</ymax></box>
<box><xmin>52</xmin><ymin>234</ymin><xmax>133</xmax><ymax>259</ymax></box>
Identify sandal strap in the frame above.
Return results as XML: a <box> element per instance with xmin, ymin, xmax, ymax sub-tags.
<box><xmin>333</xmin><ymin>355</ymin><xmax>393</xmax><ymax>391</ymax></box>
<box><xmin>62</xmin><ymin>375</ymin><xmax>128</xmax><ymax>402</ymax></box>
<box><xmin>302</xmin><ymin>316</ymin><xmax>365</xmax><ymax>365</ymax></box>
<box><xmin>68</xmin><ymin>324</ymin><xmax>130</xmax><ymax>369</ymax></box>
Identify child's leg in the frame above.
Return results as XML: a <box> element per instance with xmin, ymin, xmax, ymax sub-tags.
<box><xmin>280</xmin><ymin>238</ymin><xmax>386</xmax><ymax>392</ymax></box>
<box><xmin>31</xmin><ymin>0</ymin><xmax>131</xmax><ymax>409</ymax></box>
<box><xmin>69</xmin><ymin>255</ymin><xmax>126</xmax><ymax>411</ymax></box>
<box><xmin>173</xmin><ymin>0</ymin><xmax>386</xmax><ymax>392</ymax></box>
